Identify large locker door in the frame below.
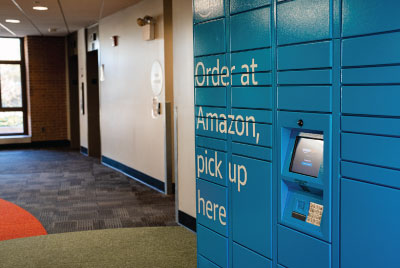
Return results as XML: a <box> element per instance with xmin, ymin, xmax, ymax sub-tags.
<box><xmin>341</xmin><ymin>179</ymin><xmax>400</xmax><ymax>267</ymax></box>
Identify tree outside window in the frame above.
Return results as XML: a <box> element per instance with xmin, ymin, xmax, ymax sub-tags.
<box><xmin>0</xmin><ymin>38</ymin><xmax>26</xmax><ymax>135</ymax></box>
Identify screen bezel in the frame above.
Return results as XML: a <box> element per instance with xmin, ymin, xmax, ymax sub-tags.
<box><xmin>289</xmin><ymin>136</ymin><xmax>324</xmax><ymax>178</ymax></box>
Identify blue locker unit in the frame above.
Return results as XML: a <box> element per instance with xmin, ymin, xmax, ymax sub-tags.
<box><xmin>340</xmin><ymin>2</ymin><xmax>400</xmax><ymax>267</ymax></box>
<box><xmin>193</xmin><ymin>0</ymin><xmax>400</xmax><ymax>267</ymax></box>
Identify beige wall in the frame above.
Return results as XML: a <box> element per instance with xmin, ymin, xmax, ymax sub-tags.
<box><xmin>173</xmin><ymin>0</ymin><xmax>196</xmax><ymax>217</ymax></box>
<box><xmin>78</xmin><ymin>29</ymin><xmax>88</xmax><ymax>148</ymax></box>
<box><xmin>98</xmin><ymin>0</ymin><xmax>167</xmax><ymax>183</ymax></box>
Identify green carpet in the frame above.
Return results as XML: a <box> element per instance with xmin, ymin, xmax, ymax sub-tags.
<box><xmin>0</xmin><ymin>227</ymin><xmax>197</xmax><ymax>268</ymax></box>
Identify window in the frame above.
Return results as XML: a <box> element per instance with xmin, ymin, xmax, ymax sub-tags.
<box><xmin>0</xmin><ymin>38</ymin><xmax>27</xmax><ymax>135</ymax></box>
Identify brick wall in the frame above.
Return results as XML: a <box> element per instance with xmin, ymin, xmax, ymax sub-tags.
<box><xmin>24</xmin><ymin>36</ymin><xmax>68</xmax><ymax>142</ymax></box>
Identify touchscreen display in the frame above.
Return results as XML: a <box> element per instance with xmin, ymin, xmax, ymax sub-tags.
<box><xmin>290</xmin><ymin>137</ymin><xmax>324</xmax><ymax>178</ymax></box>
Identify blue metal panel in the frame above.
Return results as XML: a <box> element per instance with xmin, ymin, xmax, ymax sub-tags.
<box><xmin>197</xmin><ymin>179</ymin><xmax>229</xmax><ymax>235</ymax></box>
<box><xmin>196</xmin><ymin>148</ymin><xmax>228</xmax><ymax>187</ymax></box>
<box><xmin>277</xmin><ymin>86</ymin><xmax>332</xmax><ymax>112</ymax></box>
<box><xmin>198</xmin><ymin>255</ymin><xmax>221</xmax><ymax>268</ymax></box>
<box><xmin>342</xmin><ymin>32</ymin><xmax>400</xmax><ymax>67</ymax></box>
<box><xmin>196</xmin><ymin>107</ymin><xmax>227</xmax><ymax>118</ymax></box>
<box><xmin>278</xmin><ymin>225</ymin><xmax>331</xmax><ymax>268</ymax></box>
<box><xmin>231</xmin><ymin>123</ymin><xmax>272</xmax><ymax>147</ymax></box>
<box><xmin>342</xmin><ymin>66</ymin><xmax>400</xmax><ymax>84</ymax></box>
<box><xmin>342</xmin><ymin>0</ymin><xmax>400</xmax><ymax>37</ymax></box>
<box><xmin>230</xmin><ymin>7</ymin><xmax>271</xmax><ymax>51</ymax></box>
<box><xmin>194</xmin><ymin>0</ymin><xmax>225</xmax><ymax>23</ymax></box>
<box><xmin>195</xmin><ymin>76</ymin><xmax>227</xmax><ymax>88</ymax></box>
<box><xmin>341</xmin><ymin>179</ymin><xmax>400</xmax><ymax>268</ymax></box>
<box><xmin>342</xmin><ymin>116</ymin><xmax>400</xmax><ymax>137</ymax></box>
<box><xmin>342</xmin><ymin>86</ymin><xmax>400</xmax><ymax>116</ymax></box>
<box><xmin>277</xmin><ymin>41</ymin><xmax>332</xmax><ymax>70</ymax></box>
<box><xmin>196</xmin><ymin>117</ymin><xmax>227</xmax><ymax>140</ymax></box>
<box><xmin>231</xmin><ymin>73</ymin><xmax>272</xmax><ymax>87</ymax></box>
<box><xmin>342</xmin><ymin>133</ymin><xmax>400</xmax><ymax>170</ymax></box>
<box><xmin>195</xmin><ymin>54</ymin><xmax>227</xmax><ymax>76</ymax></box>
<box><xmin>231</xmin><ymin>109</ymin><xmax>273</xmax><ymax>124</ymax></box>
<box><xmin>341</xmin><ymin>161</ymin><xmax>400</xmax><ymax>189</ymax></box>
<box><xmin>232</xmin><ymin>243</ymin><xmax>272</xmax><ymax>268</ymax></box>
<box><xmin>195</xmin><ymin>107</ymin><xmax>227</xmax><ymax>140</ymax></box>
<box><xmin>231</xmin><ymin>87</ymin><xmax>272</xmax><ymax>109</ymax></box>
<box><xmin>231</xmin><ymin>49</ymin><xmax>272</xmax><ymax>73</ymax></box>
<box><xmin>194</xmin><ymin>19</ymin><xmax>226</xmax><ymax>56</ymax></box>
<box><xmin>197</xmin><ymin>224</ymin><xmax>228</xmax><ymax>268</ymax></box>
<box><xmin>278</xmin><ymin>69</ymin><xmax>332</xmax><ymax>85</ymax></box>
<box><xmin>195</xmin><ymin>87</ymin><xmax>227</xmax><ymax>107</ymax></box>
<box><xmin>230</xmin><ymin>0</ymin><xmax>271</xmax><ymax>14</ymax></box>
<box><xmin>195</xmin><ymin>54</ymin><xmax>229</xmax><ymax>88</ymax></box>
<box><xmin>232</xmin><ymin>155</ymin><xmax>272</xmax><ymax>258</ymax></box>
<box><xmin>196</xmin><ymin>136</ymin><xmax>228</xmax><ymax>152</ymax></box>
<box><xmin>277</xmin><ymin>0</ymin><xmax>331</xmax><ymax>45</ymax></box>
<box><xmin>232</xmin><ymin>143</ymin><xmax>272</xmax><ymax>162</ymax></box>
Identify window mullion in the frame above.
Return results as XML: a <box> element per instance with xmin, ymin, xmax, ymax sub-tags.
<box><xmin>0</xmin><ymin>60</ymin><xmax>21</xmax><ymax>65</ymax></box>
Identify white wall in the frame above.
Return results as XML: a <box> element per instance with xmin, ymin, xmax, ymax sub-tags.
<box><xmin>173</xmin><ymin>0</ymin><xmax>196</xmax><ymax>217</ymax></box>
<box><xmin>98</xmin><ymin>0</ymin><xmax>167</xmax><ymax>182</ymax></box>
<box><xmin>78</xmin><ymin>29</ymin><xmax>88</xmax><ymax>148</ymax></box>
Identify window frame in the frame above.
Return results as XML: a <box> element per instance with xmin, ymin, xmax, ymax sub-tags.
<box><xmin>0</xmin><ymin>37</ymin><xmax>28</xmax><ymax>136</ymax></box>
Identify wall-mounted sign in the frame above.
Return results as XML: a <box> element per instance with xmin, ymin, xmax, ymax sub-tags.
<box><xmin>151</xmin><ymin>61</ymin><xmax>163</xmax><ymax>96</ymax></box>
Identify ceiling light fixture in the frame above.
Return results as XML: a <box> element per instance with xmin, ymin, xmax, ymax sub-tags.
<box><xmin>5</xmin><ymin>19</ymin><xmax>20</xmax><ymax>24</ymax></box>
<box><xmin>33</xmin><ymin>6</ymin><xmax>48</xmax><ymax>11</ymax></box>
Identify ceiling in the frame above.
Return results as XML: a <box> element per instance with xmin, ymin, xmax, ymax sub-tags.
<box><xmin>0</xmin><ymin>0</ymin><xmax>143</xmax><ymax>37</ymax></box>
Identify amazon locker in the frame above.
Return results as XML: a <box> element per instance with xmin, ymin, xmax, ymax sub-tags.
<box><xmin>193</xmin><ymin>0</ymin><xmax>400</xmax><ymax>267</ymax></box>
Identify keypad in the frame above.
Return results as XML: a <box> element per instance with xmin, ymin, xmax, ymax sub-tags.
<box><xmin>306</xmin><ymin>202</ymin><xmax>323</xmax><ymax>227</ymax></box>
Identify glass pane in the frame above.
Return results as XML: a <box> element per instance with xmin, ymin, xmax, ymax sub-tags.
<box><xmin>0</xmin><ymin>112</ymin><xmax>23</xmax><ymax>134</ymax></box>
<box><xmin>0</xmin><ymin>64</ymin><xmax>22</xmax><ymax>108</ymax></box>
<box><xmin>0</xmin><ymin>38</ymin><xmax>21</xmax><ymax>61</ymax></box>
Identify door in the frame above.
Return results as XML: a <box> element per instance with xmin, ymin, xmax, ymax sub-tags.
<box><xmin>86</xmin><ymin>50</ymin><xmax>101</xmax><ymax>158</ymax></box>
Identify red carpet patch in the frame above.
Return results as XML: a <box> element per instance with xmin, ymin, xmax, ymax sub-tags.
<box><xmin>0</xmin><ymin>199</ymin><xmax>47</xmax><ymax>241</ymax></box>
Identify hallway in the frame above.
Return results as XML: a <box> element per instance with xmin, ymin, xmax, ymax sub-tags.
<box><xmin>0</xmin><ymin>148</ymin><xmax>176</xmax><ymax>234</ymax></box>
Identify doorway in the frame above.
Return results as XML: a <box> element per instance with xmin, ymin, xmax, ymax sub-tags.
<box><xmin>86</xmin><ymin>50</ymin><xmax>101</xmax><ymax>158</ymax></box>
<box><xmin>67</xmin><ymin>33</ymin><xmax>80</xmax><ymax>149</ymax></box>
<box><xmin>68</xmin><ymin>55</ymin><xmax>80</xmax><ymax>149</ymax></box>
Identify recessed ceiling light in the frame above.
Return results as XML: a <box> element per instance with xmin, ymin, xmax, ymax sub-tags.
<box><xmin>33</xmin><ymin>6</ymin><xmax>48</xmax><ymax>11</ymax></box>
<box><xmin>5</xmin><ymin>19</ymin><xmax>20</xmax><ymax>24</ymax></box>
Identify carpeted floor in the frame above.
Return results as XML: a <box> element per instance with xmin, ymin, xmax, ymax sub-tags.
<box><xmin>0</xmin><ymin>148</ymin><xmax>176</xmax><ymax>234</ymax></box>
<box><xmin>0</xmin><ymin>226</ymin><xmax>197</xmax><ymax>268</ymax></box>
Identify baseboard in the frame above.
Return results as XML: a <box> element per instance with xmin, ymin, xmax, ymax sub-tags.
<box><xmin>178</xmin><ymin>210</ymin><xmax>196</xmax><ymax>232</ymax></box>
<box><xmin>80</xmin><ymin>146</ymin><xmax>88</xmax><ymax>155</ymax></box>
<box><xmin>0</xmin><ymin>140</ymin><xmax>70</xmax><ymax>149</ymax></box>
<box><xmin>101</xmin><ymin>155</ymin><xmax>165</xmax><ymax>193</ymax></box>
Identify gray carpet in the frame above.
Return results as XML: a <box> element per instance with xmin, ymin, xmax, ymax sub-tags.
<box><xmin>0</xmin><ymin>148</ymin><xmax>176</xmax><ymax>234</ymax></box>
<box><xmin>0</xmin><ymin>226</ymin><xmax>197</xmax><ymax>268</ymax></box>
